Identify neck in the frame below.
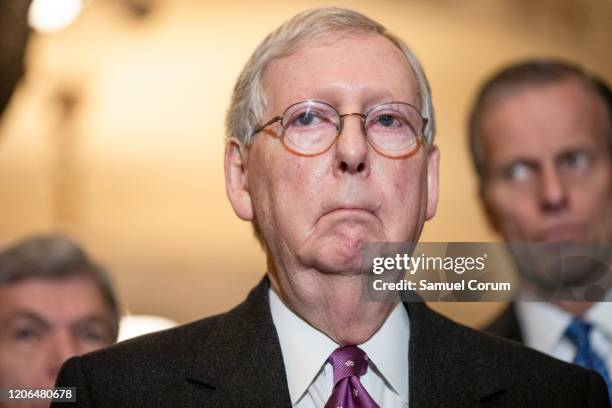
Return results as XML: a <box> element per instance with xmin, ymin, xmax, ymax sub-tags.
<box><xmin>553</xmin><ymin>301</ymin><xmax>594</xmax><ymax>316</ymax></box>
<box><xmin>267</xmin><ymin>257</ymin><xmax>397</xmax><ymax>345</ymax></box>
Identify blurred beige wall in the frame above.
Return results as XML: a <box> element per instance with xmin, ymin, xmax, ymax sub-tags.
<box><xmin>0</xmin><ymin>0</ymin><xmax>610</xmax><ymax>327</ymax></box>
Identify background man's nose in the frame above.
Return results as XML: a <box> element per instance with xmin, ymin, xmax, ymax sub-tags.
<box><xmin>46</xmin><ymin>331</ymin><xmax>79</xmax><ymax>383</ymax></box>
<box><xmin>539</xmin><ymin>163</ymin><xmax>568</xmax><ymax>212</ymax></box>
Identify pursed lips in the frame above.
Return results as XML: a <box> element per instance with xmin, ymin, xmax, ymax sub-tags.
<box><xmin>320</xmin><ymin>205</ymin><xmax>378</xmax><ymax>221</ymax></box>
<box><xmin>535</xmin><ymin>224</ymin><xmax>586</xmax><ymax>242</ymax></box>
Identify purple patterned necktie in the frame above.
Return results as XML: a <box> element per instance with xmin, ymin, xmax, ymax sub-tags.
<box><xmin>324</xmin><ymin>345</ymin><xmax>380</xmax><ymax>408</ymax></box>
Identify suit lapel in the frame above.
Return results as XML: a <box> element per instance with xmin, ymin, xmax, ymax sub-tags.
<box><xmin>172</xmin><ymin>278</ymin><xmax>509</xmax><ymax>407</ymax></box>
<box><xmin>406</xmin><ymin>301</ymin><xmax>506</xmax><ymax>407</ymax></box>
<box><xmin>184</xmin><ymin>278</ymin><xmax>291</xmax><ymax>407</ymax></box>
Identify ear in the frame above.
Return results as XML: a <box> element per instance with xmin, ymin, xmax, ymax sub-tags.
<box><xmin>224</xmin><ymin>137</ymin><xmax>254</xmax><ymax>221</ymax></box>
<box><xmin>425</xmin><ymin>145</ymin><xmax>440</xmax><ymax>220</ymax></box>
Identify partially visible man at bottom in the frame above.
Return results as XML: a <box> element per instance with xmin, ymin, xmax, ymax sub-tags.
<box><xmin>53</xmin><ymin>8</ymin><xmax>610</xmax><ymax>407</ymax></box>
<box><xmin>0</xmin><ymin>234</ymin><xmax>119</xmax><ymax>408</ymax></box>
<box><xmin>467</xmin><ymin>59</ymin><xmax>612</xmax><ymax>401</ymax></box>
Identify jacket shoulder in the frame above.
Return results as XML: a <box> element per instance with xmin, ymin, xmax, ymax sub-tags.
<box><xmin>55</xmin><ymin>312</ymin><xmax>224</xmax><ymax>395</ymax></box>
<box><xmin>419</xmin><ymin>307</ymin><xmax>611</xmax><ymax>406</ymax></box>
<box><xmin>435</xmin><ymin>307</ymin><xmax>585</xmax><ymax>377</ymax></box>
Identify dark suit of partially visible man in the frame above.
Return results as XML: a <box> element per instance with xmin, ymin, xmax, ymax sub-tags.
<box><xmin>467</xmin><ymin>60</ymin><xmax>612</xmax><ymax>401</ymax></box>
<box><xmin>53</xmin><ymin>9</ymin><xmax>611</xmax><ymax>408</ymax></box>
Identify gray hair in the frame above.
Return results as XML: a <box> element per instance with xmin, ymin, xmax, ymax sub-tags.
<box><xmin>225</xmin><ymin>7</ymin><xmax>436</xmax><ymax>146</ymax></box>
<box><xmin>0</xmin><ymin>233</ymin><xmax>120</xmax><ymax>341</ymax></box>
<box><xmin>468</xmin><ymin>59</ymin><xmax>612</xmax><ymax>182</ymax></box>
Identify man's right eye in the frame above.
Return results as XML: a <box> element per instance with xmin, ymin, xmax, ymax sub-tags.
<box><xmin>14</xmin><ymin>327</ymin><xmax>40</xmax><ymax>341</ymax></box>
<box><xmin>505</xmin><ymin>162</ymin><xmax>533</xmax><ymax>182</ymax></box>
<box><xmin>292</xmin><ymin>111</ymin><xmax>322</xmax><ymax>127</ymax></box>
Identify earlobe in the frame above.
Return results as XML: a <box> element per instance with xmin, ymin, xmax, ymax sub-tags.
<box><xmin>425</xmin><ymin>145</ymin><xmax>440</xmax><ymax>220</ymax></box>
<box><xmin>224</xmin><ymin>138</ymin><xmax>254</xmax><ymax>221</ymax></box>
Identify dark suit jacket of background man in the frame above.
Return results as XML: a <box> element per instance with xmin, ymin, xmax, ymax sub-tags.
<box><xmin>52</xmin><ymin>278</ymin><xmax>611</xmax><ymax>407</ymax></box>
<box><xmin>484</xmin><ymin>304</ymin><xmax>524</xmax><ymax>343</ymax></box>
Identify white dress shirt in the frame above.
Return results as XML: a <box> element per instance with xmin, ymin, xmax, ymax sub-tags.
<box><xmin>516</xmin><ymin>299</ymin><xmax>612</xmax><ymax>370</ymax></box>
<box><xmin>269</xmin><ymin>288</ymin><xmax>410</xmax><ymax>407</ymax></box>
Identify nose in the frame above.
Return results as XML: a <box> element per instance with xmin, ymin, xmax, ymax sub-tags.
<box><xmin>334</xmin><ymin>114</ymin><xmax>369</xmax><ymax>176</ymax></box>
<box><xmin>539</xmin><ymin>162</ymin><xmax>568</xmax><ymax>212</ymax></box>
<box><xmin>46</xmin><ymin>330</ymin><xmax>79</xmax><ymax>382</ymax></box>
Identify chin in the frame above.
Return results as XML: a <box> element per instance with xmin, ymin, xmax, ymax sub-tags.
<box><xmin>317</xmin><ymin>255</ymin><xmax>363</xmax><ymax>275</ymax></box>
<box><xmin>307</xmin><ymin>244</ymin><xmax>366</xmax><ymax>275</ymax></box>
<box><xmin>300</xmin><ymin>224</ymin><xmax>386</xmax><ymax>274</ymax></box>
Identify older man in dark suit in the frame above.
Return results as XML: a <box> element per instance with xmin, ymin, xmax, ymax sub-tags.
<box><xmin>53</xmin><ymin>8</ymin><xmax>611</xmax><ymax>408</ymax></box>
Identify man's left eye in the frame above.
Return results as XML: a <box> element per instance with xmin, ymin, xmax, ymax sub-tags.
<box><xmin>376</xmin><ymin>114</ymin><xmax>399</xmax><ymax>128</ymax></box>
<box><xmin>563</xmin><ymin>151</ymin><xmax>589</xmax><ymax>170</ymax></box>
<box><xmin>76</xmin><ymin>328</ymin><xmax>107</xmax><ymax>343</ymax></box>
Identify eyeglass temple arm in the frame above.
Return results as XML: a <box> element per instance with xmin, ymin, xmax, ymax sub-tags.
<box><xmin>251</xmin><ymin>116</ymin><xmax>283</xmax><ymax>137</ymax></box>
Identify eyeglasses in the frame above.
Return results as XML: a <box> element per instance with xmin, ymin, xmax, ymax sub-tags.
<box><xmin>250</xmin><ymin>100</ymin><xmax>428</xmax><ymax>158</ymax></box>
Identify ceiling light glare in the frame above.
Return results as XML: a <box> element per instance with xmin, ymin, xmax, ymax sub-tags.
<box><xmin>28</xmin><ymin>0</ymin><xmax>84</xmax><ymax>33</ymax></box>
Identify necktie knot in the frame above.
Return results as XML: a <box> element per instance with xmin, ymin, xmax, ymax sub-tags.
<box><xmin>325</xmin><ymin>346</ymin><xmax>380</xmax><ymax>408</ymax></box>
<box><xmin>328</xmin><ymin>346</ymin><xmax>369</xmax><ymax>385</ymax></box>
<box><xmin>564</xmin><ymin>318</ymin><xmax>592</xmax><ymax>348</ymax></box>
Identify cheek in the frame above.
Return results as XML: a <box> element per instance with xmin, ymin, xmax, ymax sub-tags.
<box><xmin>78</xmin><ymin>341</ymin><xmax>106</xmax><ymax>355</ymax></box>
<box><xmin>273</xmin><ymin>159</ymin><xmax>328</xmax><ymax>231</ymax></box>
<box><xmin>0</xmin><ymin>344</ymin><xmax>43</xmax><ymax>385</ymax></box>
<box><xmin>249</xmin><ymin>143</ymin><xmax>328</xmax><ymax>228</ymax></box>
<box><xmin>570</xmin><ymin>176</ymin><xmax>612</xmax><ymax>219</ymax></box>
<box><xmin>488</xmin><ymin>186</ymin><xmax>538</xmax><ymax>227</ymax></box>
<box><xmin>376</xmin><ymin>160</ymin><xmax>426</xmax><ymax>226</ymax></box>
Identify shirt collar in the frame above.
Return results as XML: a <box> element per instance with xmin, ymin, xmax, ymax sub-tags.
<box><xmin>269</xmin><ymin>288</ymin><xmax>338</xmax><ymax>405</ymax></box>
<box><xmin>516</xmin><ymin>301</ymin><xmax>572</xmax><ymax>353</ymax></box>
<box><xmin>269</xmin><ymin>288</ymin><xmax>410</xmax><ymax>405</ymax></box>
<box><xmin>585</xmin><ymin>298</ymin><xmax>612</xmax><ymax>341</ymax></box>
<box><xmin>517</xmin><ymin>291</ymin><xmax>612</xmax><ymax>353</ymax></box>
<box><xmin>361</xmin><ymin>302</ymin><xmax>410</xmax><ymax>403</ymax></box>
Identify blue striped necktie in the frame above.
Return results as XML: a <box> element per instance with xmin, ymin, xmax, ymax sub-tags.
<box><xmin>564</xmin><ymin>318</ymin><xmax>611</xmax><ymax>401</ymax></box>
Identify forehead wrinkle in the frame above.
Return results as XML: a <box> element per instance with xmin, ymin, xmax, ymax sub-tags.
<box><xmin>261</xmin><ymin>32</ymin><xmax>418</xmax><ymax>116</ymax></box>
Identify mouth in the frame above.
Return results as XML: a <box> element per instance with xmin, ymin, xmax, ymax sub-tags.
<box><xmin>330</xmin><ymin>207</ymin><xmax>373</xmax><ymax>214</ymax></box>
<box><xmin>322</xmin><ymin>206</ymin><xmax>376</xmax><ymax>219</ymax></box>
<box><xmin>535</xmin><ymin>225</ymin><xmax>587</xmax><ymax>242</ymax></box>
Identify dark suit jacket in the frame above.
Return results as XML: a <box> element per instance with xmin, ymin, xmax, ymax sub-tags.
<box><xmin>52</xmin><ymin>278</ymin><xmax>610</xmax><ymax>407</ymax></box>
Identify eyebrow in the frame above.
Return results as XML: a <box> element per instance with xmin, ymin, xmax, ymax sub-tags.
<box><xmin>71</xmin><ymin>314</ymin><xmax>112</xmax><ymax>328</ymax></box>
<box><xmin>4</xmin><ymin>311</ymin><xmax>51</xmax><ymax>329</ymax></box>
<box><xmin>3</xmin><ymin>311</ymin><xmax>112</xmax><ymax>332</ymax></box>
<box><xmin>306</xmin><ymin>86</ymin><xmax>418</xmax><ymax>111</ymax></box>
<box><xmin>500</xmin><ymin>144</ymin><xmax>594</xmax><ymax>165</ymax></box>
<box><xmin>70</xmin><ymin>314</ymin><xmax>115</xmax><ymax>339</ymax></box>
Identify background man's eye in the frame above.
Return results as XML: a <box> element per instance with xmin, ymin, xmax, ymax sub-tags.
<box><xmin>76</xmin><ymin>326</ymin><xmax>110</xmax><ymax>343</ymax></box>
<box><xmin>14</xmin><ymin>327</ymin><xmax>39</xmax><ymax>341</ymax></box>
<box><xmin>507</xmin><ymin>162</ymin><xmax>532</xmax><ymax>181</ymax></box>
<box><xmin>78</xmin><ymin>330</ymin><xmax>104</xmax><ymax>342</ymax></box>
<box><xmin>566</xmin><ymin>151</ymin><xmax>589</xmax><ymax>169</ymax></box>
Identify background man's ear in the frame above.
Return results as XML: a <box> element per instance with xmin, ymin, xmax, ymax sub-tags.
<box><xmin>425</xmin><ymin>145</ymin><xmax>440</xmax><ymax>220</ymax></box>
<box><xmin>224</xmin><ymin>138</ymin><xmax>254</xmax><ymax>221</ymax></box>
